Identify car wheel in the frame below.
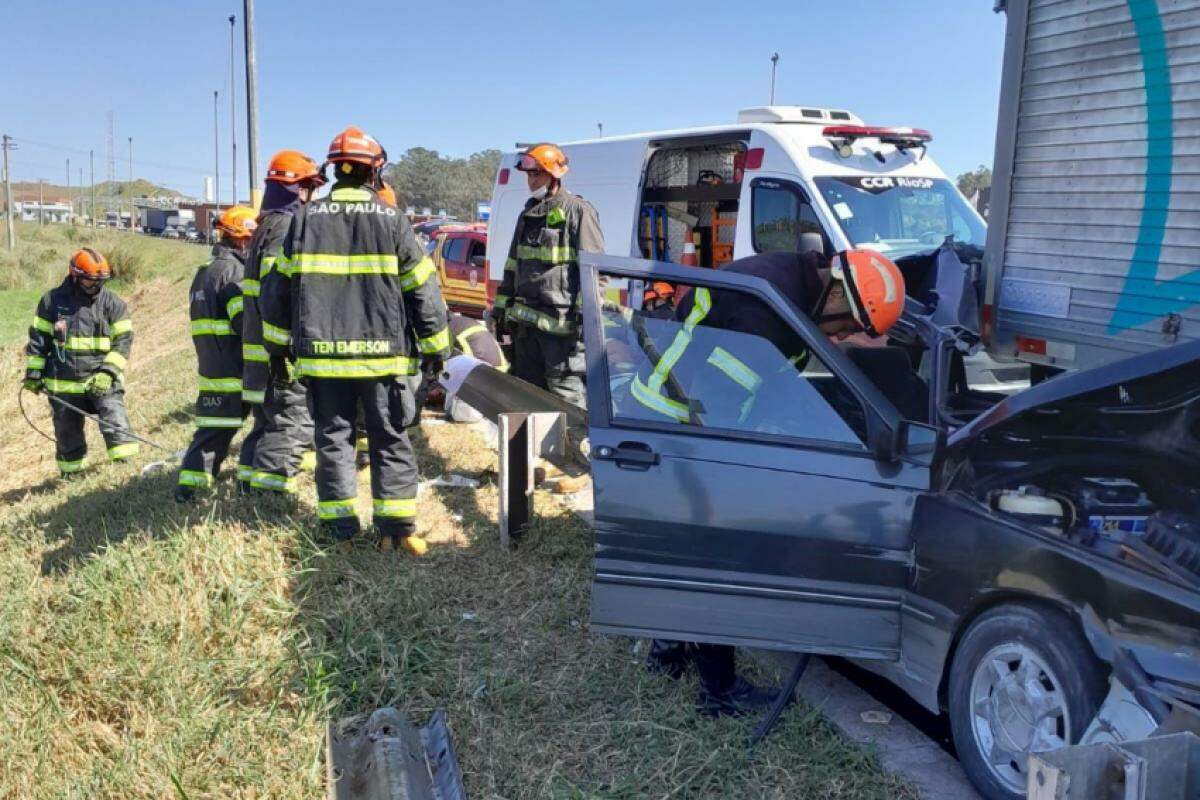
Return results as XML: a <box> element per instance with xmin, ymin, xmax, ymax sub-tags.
<box><xmin>947</xmin><ymin>604</ymin><xmax>1106</xmax><ymax>800</ymax></box>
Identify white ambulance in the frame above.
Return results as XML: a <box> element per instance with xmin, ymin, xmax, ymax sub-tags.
<box><xmin>486</xmin><ymin>105</ymin><xmax>987</xmax><ymax>301</ymax></box>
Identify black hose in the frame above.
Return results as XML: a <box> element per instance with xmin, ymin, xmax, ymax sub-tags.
<box><xmin>23</xmin><ymin>387</ymin><xmax>176</xmax><ymax>455</ymax></box>
<box><xmin>18</xmin><ymin>386</ymin><xmax>58</xmax><ymax>443</ymax></box>
<box><xmin>750</xmin><ymin>653</ymin><xmax>811</xmax><ymax>746</ymax></box>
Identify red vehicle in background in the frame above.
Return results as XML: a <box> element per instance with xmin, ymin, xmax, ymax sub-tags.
<box><xmin>430</xmin><ymin>224</ymin><xmax>489</xmax><ymax>318</ymax></box>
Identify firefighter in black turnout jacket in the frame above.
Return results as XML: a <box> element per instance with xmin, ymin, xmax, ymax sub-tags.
<box><xmin>238</xmin><ymin>150</ymin><xmax>325</xmax><ymax>494</ymax></box>
<box><xmin>260</xmin><ymin>126</ymin><xmax>451</xmax><ymax>555</ymax></box>
<box><xmin>23</xmin><ymin>248</ymin><xmax>137</xmax><ymax>476</ymax></box>
<box><xmin>491</xmin><ymin>143</ymin><xmax>603</xmax><ymax>472</ymax></box>
<box><xmin>175</xmin><ymin>206</ymin><xmax>258</xmax><ymax>501</ymax></box>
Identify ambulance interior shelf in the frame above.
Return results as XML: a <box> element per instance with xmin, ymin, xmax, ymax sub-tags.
<box><xmin>639</xmin><ymin>137</ymin><xmax>746</xmax><ymax>269</ymax></box>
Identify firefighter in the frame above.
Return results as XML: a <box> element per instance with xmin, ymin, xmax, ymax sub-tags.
<box><xmin>641</xmin><ymin>248</ymin><xmax>906</xmax><ymax>716</ymax></box>
<box><xmin>239</xmin><ymin>150</ymin><xmax>326</xmax><ymax>495</ymax></box>
<box><xmin>259</xmin><ymin>126</ymin><xmax>450</xmax><ymax>555</ymax></box>
<box><xmin>490</xmin><ymin>143</ymin><xmax>603</xmax><ymax>471</ymax></box>
<box><xmin>23</xmin><ymin>248</ymin><xmax>137</xmax><ymax>476</ymax></box>
<box><xmin>174</xmin><ymin>205</ymin><xmax>258</xmax><ymax>501</ymax></box>
<box><xmin>439</xmin><ymin>312</ymin><xmax>506</xmax><ymax>423</ymax></box>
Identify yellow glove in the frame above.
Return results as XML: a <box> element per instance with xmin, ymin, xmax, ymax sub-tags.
<box><xmin>85</xmin><ymin>372</ymin><xmax>114</xmax><ymax>396</ymax></box>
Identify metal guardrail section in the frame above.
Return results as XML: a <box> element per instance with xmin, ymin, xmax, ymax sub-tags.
<box><xmin>1028</xmin><ymin>732</ymin><xmax>1200</xmax><ymax>799</ymax></box>
<box><xmin>327</xmin><ymin>708</ymin><xmax>467</xmax><ymax>800</ymax></box>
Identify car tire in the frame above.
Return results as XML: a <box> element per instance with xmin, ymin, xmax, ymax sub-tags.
<box><xmin>947</xmin><ymin>603</ymin><xmax>1106</xmax><ymax>800</ymax></box>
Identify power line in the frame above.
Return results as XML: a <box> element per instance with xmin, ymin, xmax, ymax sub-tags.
<box><xmin>10</xmin><ymin>136</ymin><xmax>214</xmax><ymax>177</ymax></box>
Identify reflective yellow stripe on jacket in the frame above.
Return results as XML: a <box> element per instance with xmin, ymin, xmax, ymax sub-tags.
<box><xmin>507</xmin><ymin>303</ymin><xmax>577</xmax><ymax>336</ymax></box>
<box><xmin>262</xmin><ymin>321</ymin><xmax>292</xmax><ymax>347</ymax></box>
<box><xmin>243</xmin><ymin>343</ymin><xmax>269</xmax><ymax>363</ymax></box>
<box><xmin>296</xmin><ymin>356</ymin><xmax>419</xmax><ymax>379</ymax></box>
<box><xmin>417</xmin><ymin>326</ymin><xmax>451</xmax><ymax>355</ymax></box>
<box><xmin>399</xmin><ymin>257</ymin><xmax>435</xmax><ymax>292</ymax></box>
<box><xmin>191</xmin><ymin>318</ymin><xmax>234</xmax><ymax>336</ymax></box>
<box><xmin>65</xmin><ymin>336</ymin><xmax>111</xmax><ymax>351</ymax></box>
<box><xmin>198</xmin><ymin>377</ymin><xmax>243</xmax><ymax>393</ymax></box>
<box><xmin>281</xmin><ymin>253</ymin><xmax>399</xmax><ymax>277</ymax></box>
<box><xmin>630</xmin><ymin>287</ymin><xmax>713</xmax><ymax>422</ymax></box>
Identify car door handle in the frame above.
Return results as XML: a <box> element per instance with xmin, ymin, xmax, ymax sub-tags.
<box><xmin>594</xmin><ymin>441</ymin><xmax>660</xmax><ymax>470</ymax></box>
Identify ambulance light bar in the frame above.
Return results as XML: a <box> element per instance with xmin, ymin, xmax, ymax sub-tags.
<box><xmin>822</xmin><ymin>125</ymin><xmax>933</xmax><ymax>147</ymax></box>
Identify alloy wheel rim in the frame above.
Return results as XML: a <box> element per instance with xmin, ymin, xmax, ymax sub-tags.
<box><xmin>968</xmin><ymin>641</ymin><xmax>1070</xmax><ymax>793</ymax></box>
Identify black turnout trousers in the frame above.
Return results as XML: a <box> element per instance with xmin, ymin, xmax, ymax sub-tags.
<box><xmin>308</xmin><ymin>377</ymin><xmax>418</xmax><ymax>539</ymax></box>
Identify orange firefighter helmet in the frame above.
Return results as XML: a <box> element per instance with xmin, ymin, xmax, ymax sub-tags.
<box><xmin>68</xmin><ymin>248</ymin><xmax>112</xmax><ymax>281</ymax></box>
<box><xmin>216</xmin><ymin>205</ymin><xmax>259</xmax><ymax>240</ymax></box>
<box><xmin>326</xmin><ymin>126</ymin><xmax>386</xmax><ymax>167</ymax></box>
<box><xmin>832</xmin><ymin>249</ymin><xmax>906</xmax><ymax>337</ymax></box>
<box><xmin>515</xmin><ymin>143</ymin><xmax>569</xmax><ymax>179</ymax></box>
<box><xmin>644</xmin><ymin>281</ymin><xmax>675</xmax><ymax>303</ymax></box>
<box><xmin>378</xmin><ymin>184</ymin><xmax>397</xmax><ymax>207</ymax></box>
<box><xmin>266</xmin><ymin>149</ymin><xmax>325</xmax><ymax>185</ymax></box>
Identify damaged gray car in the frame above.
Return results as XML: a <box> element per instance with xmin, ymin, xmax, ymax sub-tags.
<box><xmin>576</xmin><ymin>248</ymin><xmax>1200</xmax><ymax>800</ymax></box>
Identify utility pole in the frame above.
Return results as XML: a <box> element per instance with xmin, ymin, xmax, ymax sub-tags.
<box><xmin>229</xmin><ymin>14</ymin><xmax>238</xmax><ymax>205</ymax></box>
<box><xmin>769</xmin><ymin>53</ymin><xmax>780</xmax><ymax>105</ymax></box>
<box><xmin>89</xmin><ymin>149</ymin><xmax>95</xmax><ymax>227</ymax></box>
<box><xmin>213</xmin><ymin>90</ymin><xmax>220</xmax><ymax>212</ymax></box>
<box><xmin>78</xmin><ymin>167</ymin><xmax>83</xmax><ymax>225</ymax></box>
<box><xmin>128</xmin><ymin>137</ymin><xmax>134</xmax><ymax>230</ymax></box>
<box><xmin>66</xmin><ymin>158</ymin><xmax>70</xmax><ymax>223</ymax></box>
<box><xmin>38</xmin><ymin>179</ymin><xmax>45</xmax><ymax>225</ymax></box>
<box><xmin>243</xmin><ymin>0</ymin><xmax>261</xmax><ymax>207</ymax></box>
<box><xmin>597</xmin><ymin>122</ymin><xmax>603</xmax><ymax>138</ymax></box>
<box><xmin>2</xmin><ymin>134</ymin><xmax>14</xmax><ymax>250</ymax></box>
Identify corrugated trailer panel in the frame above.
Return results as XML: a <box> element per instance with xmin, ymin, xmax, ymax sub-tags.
<box><xmin>986</xmin><ymin>0</ymin><xmax>1200</xmax><ymax>368</ymax></box>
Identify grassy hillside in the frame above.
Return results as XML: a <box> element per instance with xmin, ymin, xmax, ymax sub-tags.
<box><xmin>0</xmin><ymin>222</ymin><xmax>918</xmax><ymax>799</ymax></box>
<box><xmin>0</xmin><ymin>221</ymin><xmax>204</xmax><ymax>295</ymax></box>
<box><xmin>12</xmin><ymin>179</ymin><xmax>182</xmax><ymax>206</ymax></box>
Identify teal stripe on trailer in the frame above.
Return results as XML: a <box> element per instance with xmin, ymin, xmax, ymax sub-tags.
<box><xmin>1108</xmin><ymin>0</ymin><xmax>1196</xmax><ymax>333</ymax></box>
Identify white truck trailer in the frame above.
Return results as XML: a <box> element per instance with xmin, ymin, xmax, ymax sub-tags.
<box><xmin>984</xmin><ymin>0</ymin><xmax>1200</xmax><ymax>371</ymax></box>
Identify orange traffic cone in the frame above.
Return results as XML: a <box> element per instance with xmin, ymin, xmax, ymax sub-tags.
<box><xmin>681</xmin><ymin>228</ymin><xmax>698</xmax><ymax>267</ymax></box>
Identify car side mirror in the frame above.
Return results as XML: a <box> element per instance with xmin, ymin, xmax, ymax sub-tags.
<box><xmin>470</xmin><ymin>254</ymin><xmax>486</xmax><ymax>268</ymax></box>
<box><xmin>900</xmin><ymin>420</ymin><xmax>943</xmax><ymax>463</ymax></box>
<box><xmin>866</xmin><ymin>408</ymin><xmax>900</xmax><ymax>462</ymax></box>
<box><xmin>798</xmin><ymin>232</ymin><xmax>824</xmax><ymax>257</ymax></box>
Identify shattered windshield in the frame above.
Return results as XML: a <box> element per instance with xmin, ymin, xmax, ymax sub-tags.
<box><xmin>815</xmin><ymin>176</ymin><xmax>986</xmax><ymax>260</ymax></box>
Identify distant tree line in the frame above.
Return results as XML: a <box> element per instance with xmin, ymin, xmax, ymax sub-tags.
<box><xmin>956</xmin><ymin>165</ymin><xmax>992</xmax><ymax>199</ymax></box>
<box><xmin>382</xmin><ymin>148</ymin><xmax>502</xmax><ymax>220</ymax></box>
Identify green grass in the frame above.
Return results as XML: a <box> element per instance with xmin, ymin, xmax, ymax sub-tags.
<box><xmin>0</xmin><ymin>220</ymin><xmax>207</xmax><ymax>294</ymax></box>
<box><xmin>0</xmin><ymin>288</ymin><xmax>43</xmax><ymax>344</ymax></box>
<box><xmin>0</xmin><ymin>221</ymin><xmax>920</xmax><ymax>799</ymax></box>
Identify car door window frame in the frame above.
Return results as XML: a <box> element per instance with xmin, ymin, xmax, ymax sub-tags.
<box><xmin>580</xmin><ymin>253</ymin><xmax>904</xmax><ymax>460</ymax></box>
<box><xmin>751</xmin><ymin>178</ymin><xmax>828</xmax><ymax>255</ymax></box>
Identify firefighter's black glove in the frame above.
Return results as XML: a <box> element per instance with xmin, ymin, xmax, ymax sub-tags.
<box><xmin>420</xmin><ymin>355</ymin><xmax>444</xmax><ymax>382</ymax></box>
<box><xmin>270</xmin><ymin>355</ymin><xmax>296</xmax><ymax>389</ymax></box>
<box><xmin>23</xmin><ymin>375</ymin><xmax>44</xmax><ymax>394</ymax></box>
<box><xmin>488</xmin><ymin>305</ymin><xmax>510</xmax><ymax>338</ymax></box>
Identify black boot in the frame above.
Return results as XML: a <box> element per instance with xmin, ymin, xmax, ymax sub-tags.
<box><xmin>323</xmin><ymin>518</ymin><xmax>360</xmax><ymax>552</ymax></box>
<box><xmin>173</xmin><ymin>485</ymin><xmax>196</xmax><ymax>504</ymax></box>
<box><xmin>645</xmin><ymin>639</ymin><xmax>690</xmax><ymax>680</ymax></box>
<box><xmin>698</xmin><ymin>677</ymin><xmax>781</xmax><ymax>718</ymax></box>
<box><xmin>692</xmin><ymin>644</ymin><xmax>780</xmax><ymax>717</ymax></box>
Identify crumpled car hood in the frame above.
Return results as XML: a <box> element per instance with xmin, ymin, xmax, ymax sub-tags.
<box><xmin>948</xmin><ymin>339</ymin><xmax>1200</xmax><ymax>465</ymax></box>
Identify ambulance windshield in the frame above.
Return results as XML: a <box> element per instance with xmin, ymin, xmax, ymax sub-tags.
<box><xmin>815</xmin><ymin>176</ymin><xmax>986</xmax><ymax>260</ymax></box>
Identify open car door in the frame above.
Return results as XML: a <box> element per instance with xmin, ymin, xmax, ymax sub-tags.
<box><xmin>580</xmin><ymin>253</ymin><xmax>931</xmax><ymax>660</ymax></box>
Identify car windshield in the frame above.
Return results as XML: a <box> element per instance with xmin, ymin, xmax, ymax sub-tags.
<box><xmin>814</xmin><ymin>176</ymin><xmax>986</xmax><ymax>259</ymax></box>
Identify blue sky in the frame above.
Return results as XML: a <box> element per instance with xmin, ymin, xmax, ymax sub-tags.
<box><xmin>3</xmin><ymin>1</ymin><xmax>1005</xmax><ymax>198</ymax></box>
